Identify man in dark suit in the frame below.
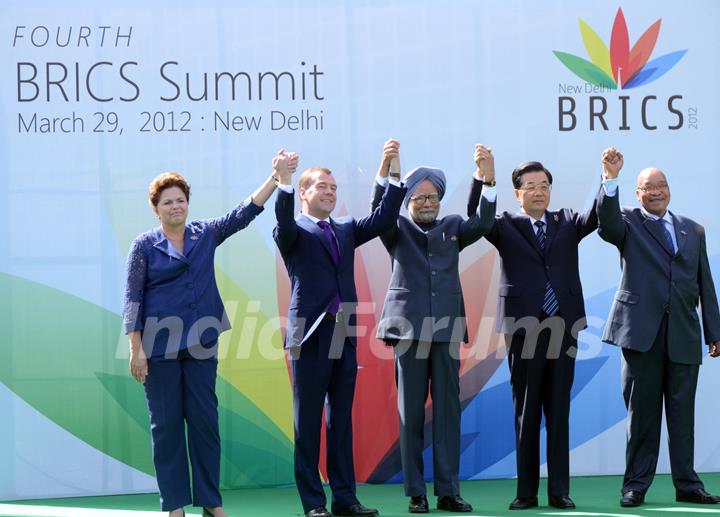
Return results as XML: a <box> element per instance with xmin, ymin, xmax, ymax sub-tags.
<box><xmin>373</xmin><ymin>144</ymin><xmax>497</xmax><ymax>514</ymax></box>
<box><xmin>598</xmin><ymin>148</ymin><xmax>720</xmax><ymax>508</ymax></box>
<box><xmin>273</xmin><ymin>145</ymin><xmax>406</xmax><ymax>517</ymax></box>
<box><xmin>467</xmin><ymin>161</ymin><xmax>598</xmax><ymax>510</ymax></box>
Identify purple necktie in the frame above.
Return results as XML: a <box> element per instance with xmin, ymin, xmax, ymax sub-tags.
<box><xmin>317</xmin><ymin>220</ymin><xmax>341</xmax><ymax>314</ymax></box>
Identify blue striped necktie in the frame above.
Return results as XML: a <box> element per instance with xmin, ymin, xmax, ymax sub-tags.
<box><xmin>535</xmin><ymin>220</ymin><xmax>559</xmax><ymax>316</ymax></box>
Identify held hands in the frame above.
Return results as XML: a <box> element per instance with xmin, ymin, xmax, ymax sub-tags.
<box><xmin>378</xmin><ymin>138</ymin><xmax>400</xmax><ymax>179</ymax></box>
<box><xmin>601</xmin><ymin>147</ymin><xmax>624</xmax><ymax>179</ymax></box>
<box><xmin>272</xmin><ymin>149</ymin><xmax>299</xmax><ymax>184</ymax></box>
<box><xmin>474</xmin><ymin>144</ymin><xmax>495</xmax><ymax>183</ymax></box>
<box><xmin>709</xmin><ymin>342</ymin><xmax>720</xmax><ymax>358</ymax></box>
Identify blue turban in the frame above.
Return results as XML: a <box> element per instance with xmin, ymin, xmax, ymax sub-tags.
<box><xmin>402</xmin><ymin>166</ymin><xmax>447</xmax><ymax>208</ymax></box>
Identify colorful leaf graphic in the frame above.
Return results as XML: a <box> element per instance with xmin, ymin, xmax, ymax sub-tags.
<box><xmin>579</xmin><ymin>18</ymin><xmax>613</xmax><ymax>78</ymax></box>
<box><xmin>555</xmin><ymin>8</ymin><xmax>686</xmax><ymax>90</ymax></box>
<box><xmin>553</xmin><ymin>51</ymin><xmax>617</xmax><ymax>89</ymax></box>
<box><xmin>610</xmin><ymin>7</ymin><xmax>630</xmax><ymax>86</ymax></box>
<box><xmin>623</xmin><ymin>50</ymin><xmax>688</xmax><ymax>89</ymax></box>
<box><xmin>626</xmin><ymin>19</ymin><xmax>662</xmax><ymax>81</ymax></box>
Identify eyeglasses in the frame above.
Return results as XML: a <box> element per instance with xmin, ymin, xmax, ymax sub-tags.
<box><xmin>518</xmin><ymin>183</ymin><xmax>551</xmax><ymax>193</ymax></box>
<box><xmin>637</xmin><ymin>183</ymin><xmax>669</xmax><ymax>193</ymax></box>
<box><xmin>410</xmin><ymin>193</ymin><xmax>440</xmax><ymax>204</ymax></box>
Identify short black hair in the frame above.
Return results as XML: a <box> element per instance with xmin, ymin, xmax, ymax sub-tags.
<box><xmin>511</xmin><ymin>161</ymin><xmax>553</xmax><ymax>189</ymax></box>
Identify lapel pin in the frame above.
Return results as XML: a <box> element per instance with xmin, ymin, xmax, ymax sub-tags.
<box><xmin>680</xmin><ymin>230</ymin><xmax>687</xmax><ymax>236</ymax></box>
<box><xmin>553</xmin><ymin>214</ymin><xmax>559</xmax><ymax>222</ymax></box>
<box><xmin>451</xmin><ymin>235</ymin><xmax>457</xmax><ymax>241</ymax></box>
<box><xmin>190</xmin><ymin>235</ymin><xmax>199</xmax><ymax>240</ymax></box>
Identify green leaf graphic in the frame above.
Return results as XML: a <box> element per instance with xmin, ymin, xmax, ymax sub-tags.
<box><xmin>553</xmin><ymin>51</ymin><xmax>618</xmax><ymax>89</ymax></box>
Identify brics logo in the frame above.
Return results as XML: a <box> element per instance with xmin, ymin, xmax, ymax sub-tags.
<box><xmin>554</xmin><ymin>8</ymin><xmax>696</xmax><ymax>131</ymax></box>
<box><xmin>554</xmin><ymin>7</ymin><xmax>686</xmax><ymax>89</ymax></box>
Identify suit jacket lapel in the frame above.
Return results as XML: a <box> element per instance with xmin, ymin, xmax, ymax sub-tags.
<box><xmin>183</xmin><ymin>226</ymin><xmax>199</xmax><ymax>257</ymax></box>
<box><xmin>671</xmin><ymin>212</ymin><xmax>687</xmax><ymax>257</ymax></box>
<box><xmin>642</xmin><ymin>214</ymin><xmax>673</xmax><ymax>256</ymax></box>
<box><xmin>297</xmin><ymin>215</ymin><xmax>338</xmax><ymax>266</ymax></box>
<box><xmin>329</xmin><ymin>219</ymin><xmax>344</xmax><ymax>262</ymax></box>
<box><xmin>511</xmin><ymin>213</ymin><xmax>543</xmax><ymax>258</ymax></box>
<box><xmin>543</xmin><ymin>211</ymin><xmax>559</xmax><ymax>255</ymax></box>
<box><xmin>151</xmin><ymin>228</ymin><xmax>190</xmax><ymax>264</ymax></box>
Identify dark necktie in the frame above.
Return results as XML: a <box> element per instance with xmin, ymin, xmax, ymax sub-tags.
<box><xmin>317</xmin><ymin>220</ymin><xmax>341</xmax><ymax>314</ymax></box>
<box><xmin>659</xmin><ymin>219</ymin><xmax>676</xmax><ymax>255</ymax></box>
<box><xmin>534</xmin><ymin>220</ymin><xmax>559</xmax><ymax>316</ymax></box>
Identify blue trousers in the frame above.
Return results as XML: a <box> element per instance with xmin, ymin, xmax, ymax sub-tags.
<box><xmin>144</xmin><ymin>346</ymin><xmax>222</xmax><ymax>511</ymax></box>
<box><xmin>290</xmin><ymin>318</ymin><xmax>359</xmax><ymax>513</ymax></box>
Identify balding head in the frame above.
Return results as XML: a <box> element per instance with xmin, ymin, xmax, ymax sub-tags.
<box><xmin>635</xmin><ymin>167</ymin><xmax>671</xmax><ymax>216</ymax></box>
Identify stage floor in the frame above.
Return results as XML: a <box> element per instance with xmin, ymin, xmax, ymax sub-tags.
<box><xmin>3</xmin><ymin>473</ymin><xmax>719</xmax><ymax>516</ymax></box>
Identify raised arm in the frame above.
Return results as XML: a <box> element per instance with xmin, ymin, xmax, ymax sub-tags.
<box><xmin>273</xmin><ymin>150</ymin><xmax>300</xmax><ymax>254</ymax></box>
<box><xmin>460</xmin><ymin>144</ymin><xmax>497</xmax><ymax>247</ymax></box>
<box><xmin>597</xmin><ymin>147</ymin><xmax>627</xmax><ymax>247</ymax></box>
<box><xmin>371</xmin><ymin>138</ymin><xmax>401</xmax><ymax>247</ymax></box>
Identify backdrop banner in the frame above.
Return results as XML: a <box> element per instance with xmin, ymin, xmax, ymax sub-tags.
<box><xmin>2</xmin><ymin>0</ymin><xmax>719</xmax><ymax>500</ymax></box>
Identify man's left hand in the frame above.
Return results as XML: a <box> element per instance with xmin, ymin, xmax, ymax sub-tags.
<box><xmin>708</xmin><ymin>341</ymin><xmax>720</xmax><ymax>357</ymax></box>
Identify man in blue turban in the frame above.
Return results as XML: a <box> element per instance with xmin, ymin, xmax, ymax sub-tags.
<box><xmin>372</xmin><ymin>141</ymin><xmax>497</xmax><ymax>514</ymax></box>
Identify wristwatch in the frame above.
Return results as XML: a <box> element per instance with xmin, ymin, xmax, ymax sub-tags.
<box><xmin>483</xmin><ymin>178</ymin><xmax>497</xmax><ymax>187</ymax></box>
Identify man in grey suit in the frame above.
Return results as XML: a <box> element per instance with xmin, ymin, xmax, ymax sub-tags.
<box><xmin>371</xmin><ymin>143</ymin><xmax>497</xmax><ymax>514</ymax></box>
<box><xmin>598</xmin><ymin>148</ymin><xmax>720</xmax><ymax>508</ymax></box>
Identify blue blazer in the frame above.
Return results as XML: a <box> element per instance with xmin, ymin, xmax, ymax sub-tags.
<box><xmin>273</xmin><ymin>183</ymin><xmax>406</xmax><ymax>348</ymax></box>
<box><xmin>123</xmin><ymin>199</ymin><xmax>263</xmax><ymax>357</ymax></box>
<box><xmin>372</xmin><ymin>179</ymin><xmax>497</xmax><ymax>343</ymax></box>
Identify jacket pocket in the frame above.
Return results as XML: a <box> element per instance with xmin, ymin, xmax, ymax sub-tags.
<box><xmin>498</xmin><ymin>285</ymin><xmax>521</xmax><ymax>297</ymax></box>
<box><xmin>614</xmin><ymin>290</ymin><xmax>639</xmax><ymax>304</ymax></box>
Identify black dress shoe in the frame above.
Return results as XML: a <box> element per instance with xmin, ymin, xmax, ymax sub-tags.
<box><xmin>548</xmin><ymin>495</ymin><xmax>576</xmax><ymax>509</ymax></box>
<box><xmin>620</xmin><ymin>490</ymin><xmax>645</xmax><ymax>507</ymax></box>
<box><xmin>332</xmin><ymin>503</ymin><xmax>379</xmax><ymax>516</ymax></box>
<box><xmin>676</xmin><ymin>488</ymin><xmax>720</xmax><ymax>504</ymax></box>
<box><xmin>305</xmin><ymin>507</ymin><xmax>332</xmax><ymax>517</ymax></box>
<box><xmin>509</xmin><ymin>496</ymin><xmax>538</xmax><ymax>510</ymax></box>
<box><xmin>437</xmin><ymin>495</ymin><xmax>472</xmax><ymax>512</ymax></box>
<box><xmin>409</xmin><ymin>494</ymin><xmax>429</xmax><ymax>513</ymax></box>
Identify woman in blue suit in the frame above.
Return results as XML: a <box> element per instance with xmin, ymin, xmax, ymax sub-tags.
<box><xmin>123</xmin><ymin>152</ymin><xmax>298</xmax><ymax>517</ymax></box>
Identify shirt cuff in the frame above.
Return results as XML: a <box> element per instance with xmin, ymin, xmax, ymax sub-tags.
<box><xmin>277</xmin><ymin>183</ymin><xmax>294</xmax><ymax>194</ymax></box>
<box><xmin>377</xmin><ymin>174</ymin><xmax>401</xmax><ymax>188</ymax></box>
<box><xmin>481</xmin><ymin>185</ymin><xmax>497</xmax><ymax>203</ymax></box>
<box><xmin>603</xmin><ymin>178</ymin><xmax>619</xmax><ymax>196</ymax></box>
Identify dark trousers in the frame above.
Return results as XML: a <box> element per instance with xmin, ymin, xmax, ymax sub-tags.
<box><xmin>621</xmin><ymin>314</ymin><xmax>703</xmax><ymax>494</ymax></box>
<box><xmin>394</xmin><ymin>341</ymin><xmax>461</xmax><ymax>497</ymax></box>
<box><xmin>506</xmin><ymin>328</ymin><xmax>576</xmax><ymax>498</ymax></box>
<box><xmin>291</xmin><ymin>318</ymin><xmax>359</xmax><ymax>513</ymax></box>
<box><xmin>144</xmin><ymin>346</ymin><xmax>222</xmax><ymax>512</ymax></box>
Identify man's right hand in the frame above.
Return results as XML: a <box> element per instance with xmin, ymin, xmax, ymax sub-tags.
<box><xmin>602</xmin><ymin>147</ymin><xmax>623</xmax><ymax>179</ymax></box>
<box><xmin>378</xmin><ymin>138</ymin><xmax>400</xmax><ymax>178</ymax></box>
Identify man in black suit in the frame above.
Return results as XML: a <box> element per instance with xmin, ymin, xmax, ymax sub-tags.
<box><xmin>468</xmin><ymin>161</ymin><xmax>598</xmax><ymax>510</ymax></box>
<box><xmin>273</xmin><ymin>146</ymin><xmax>406</xmax><ymax>517</ymax></box>
<box><xmin>598</xmin><ymin>148</ymin><xmax>720</xmax><ymax>508</ymax></box>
